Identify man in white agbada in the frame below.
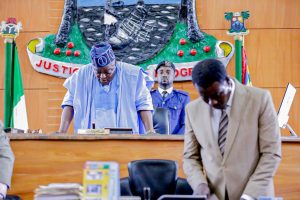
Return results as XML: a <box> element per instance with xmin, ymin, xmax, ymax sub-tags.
<box><xmin>59</xmin><ymin>42</ymin><xmax>154</xmax><ymax>134</ymax></box>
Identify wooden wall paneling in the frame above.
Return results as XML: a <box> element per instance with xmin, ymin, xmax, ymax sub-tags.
<box><xmin>0</xmin><ymin>0</ymin><xmax>50</xmax><ymax>32</ymax></box>
<box><xmin>49</xmin><ymin>8</ymin><xmax>65</xmax><ymax>20</ymax></box>
<box><xmin>0</xmin><ymin>89</ymin><xmax>48</xmax><ymax>131</ymax></box>
<box><xmin>0</xmin><ymin>90</ymin><xmax>4</xmax><ymax>120</ymax></box>
<box><xmin>0</xmin><ymin>45</ymin><xmax>5</xmax><ymax>89</ymax></box>
<box><xmin>0</xmin><ymin>0</ymin><xmax>299</xmax><ymax>134</ymax></box>
<box><xmin>24</xmin><ymin>90</ymin><xmax>49</xmax><ymax>131</ymax></box>
<box><xmin>169</xmin><ymin>85</ymin><xmax>300</xmax><ymax>136</ymax></box>
<box><xmin>204</xmin><ymin>29</ymin><xmax>300</xmax><ymax>87</ymax></box>
<box><xmin>196</xmin><ymin>0</ymin><xmax>300</xmax><ymax>29</ymax></box>
<box><xmin>0</xmin><ymin>32</ymin><xmax>50</xmax><ymax>89</ymax></box>
<box><xmin>49</xmin><ymin>0</ymin><xmax>65</xmax><ymax>33</ymax></box>
<box><xmin>275</xmin><ymin>142</ymin><xmax>300</xmax><ymax>200</ymax></box>
<box><xmin>247</xmin><ymin>29</ymin><xmax>300</xmax><ymax>87</ymax></box>
<box><xmin>49</xmin><ymin>0</ymin><xmax>65</xmax><ymax>10</ymax></box>
<box><xmin>47</xmin><ymin>79</ymin><xmax>74</xmax><ymax>133</ymax></box>
<box><xmin>268</xmin><ymin>87</ymin><xmax>300</xmax><ymax>137</ymax></box>
<box><xmin>173</xmin><ymin>82</ymin><xmax>197</xmax><ymax>100</ymax></box>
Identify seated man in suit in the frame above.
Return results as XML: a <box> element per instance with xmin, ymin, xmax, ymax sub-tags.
<box><xmin>151</xmin><ymin>61</ymin><xmax>190</xmax><ymax>134</ymax></box>
<box><xmin>0</xmin><ymin>121</ymin><xmax>14</xmax><ymax>200</ymax></box>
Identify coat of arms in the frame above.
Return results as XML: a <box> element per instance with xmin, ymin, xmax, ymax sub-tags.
<box><xmin>27</xmin><ymin>0</ymin><xmax>234</xmax><ymax>80</ymax></box>
<box><xmin>225</xmin><ymin>11</ymin><xmax>250</xmax><ymax>35</ymax></box>
<box><xmin>0</xmin><ymin>18</ymin><xmax>22</xmax><ymax>42</ymax></box>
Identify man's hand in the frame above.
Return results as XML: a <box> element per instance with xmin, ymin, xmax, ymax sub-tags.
<box><xmin>146</xmin><ymin>130</ymin><xmax>157</xmax><ymax>135</ymax></box>
<box><xmin>193</xmin><ymin>183</ymin><xmax>210</xmax><ymax>196</ymax></box>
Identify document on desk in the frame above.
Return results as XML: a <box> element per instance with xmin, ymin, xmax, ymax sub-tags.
<box><xmin>83</xmin><ymin>161</ymin><xmax>119</xmax><ymax>200</ymax></box>
<box><xmin>78</xmin><ymin>129</ymin><xmax>110</xmax><ymax>134</ymax></box>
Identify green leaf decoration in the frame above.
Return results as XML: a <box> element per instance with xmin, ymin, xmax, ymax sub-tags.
<box><xmin>224</xmin><ymin>12</ymin><xmax>233</xmax><ymax>21</ymax></box>
<box><xmin>241</xmin><ymin>11</ymin><xmax>250</xmax><ymax>19</ymax></box>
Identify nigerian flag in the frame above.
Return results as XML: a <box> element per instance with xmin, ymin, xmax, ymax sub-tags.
<box><xmin>3</xmin><ymin>41</ymin><xmax>28</xmax><ymax>130</ymax></box>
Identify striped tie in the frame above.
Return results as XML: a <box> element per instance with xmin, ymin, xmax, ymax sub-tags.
<box><xmin>162</xmin><ymin>91</ymin><xmax>168</xmax><ymax>100</ymax></box>
<box><xmin>218</xmin><ymin>110</ymin><xmax>228</xmax><ymax>156</ymax></box>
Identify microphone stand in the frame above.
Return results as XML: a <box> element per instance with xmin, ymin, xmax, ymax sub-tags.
<box><xmin>281</xmin><ymin>115</ymin><xmax>298</xmax><ymax>137</ymax></box>
<box><xmin>284</xmin><ymin>123</ymin><xmax>298</xmax><ymax>137</ymax></box>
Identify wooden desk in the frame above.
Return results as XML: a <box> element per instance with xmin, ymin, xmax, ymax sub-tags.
<box><xmin>7</xmin><ymin>134</ymin><xmax>300</xmax><ymax>200</ymax></box>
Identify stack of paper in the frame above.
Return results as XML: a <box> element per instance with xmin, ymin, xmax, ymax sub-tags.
<box><xmin>77</xmin><ymin>129</ymin><xmax>110</xmax><ymax>134</ymax></box>
<box><xmin>34</xmin><ymin>183</ymin><xmax>82</xmax><ymax>200</ymax></box>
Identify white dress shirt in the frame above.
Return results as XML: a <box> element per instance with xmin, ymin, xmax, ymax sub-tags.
<box><xmin>158</xmin><ymin>87</ymin><xmax>173</xmax><ymax>96</ymax></box>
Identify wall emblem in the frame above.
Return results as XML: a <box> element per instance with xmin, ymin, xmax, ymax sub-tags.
<box><xmin>27</xmin><ymin>0</ymin><xmax>234</xmax><ymax>81</ymax></box>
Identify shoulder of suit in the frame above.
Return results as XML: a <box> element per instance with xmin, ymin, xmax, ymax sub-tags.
<box><xmin>150</xmin><ymin>89</ymin><xmax>158</xmax><ymax>93</ymax></box>
<box><xmin>186</xmin><ymin>98</ymin><xmax>202</xmax><ymax>109</ymax></box>
<box><xmin>233</xmin><ymin>79</ymin><xmax>268</xmax><ymax>96</ymax></box>
<box><xmin>243</xmin><ymin>84</ymin><xmax>269</xmax><ymax>96</ymax></box>
<box><xmin>173</xmin><ymin>89</ymin><xmax>189</xmax><ymax>97</ymax></box>
<box><xmin>238</xmin><ymin>85</ymin><xmax>273</xmax><ymax>106</ymax></box>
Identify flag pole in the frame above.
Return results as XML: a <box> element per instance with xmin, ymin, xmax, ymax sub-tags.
<box><xmin>3</xmin><ymin>38</ymin><xmax>14</xmax><ymax>128</ymax></box>
<box><xmin>1</xmin><ymin>18</ymin><xmax>22</xmax><ymax>128</ymax></box>
<box><xmin>234</xmin><ymin>35</ymin><xmax>243</xmax><ymax>82</ymax></box>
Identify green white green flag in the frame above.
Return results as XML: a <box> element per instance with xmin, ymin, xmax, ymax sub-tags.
<box><xmin>4</xmin><ymin>42</ymin><xmax>28</xmax><ymax>130</ymax></box>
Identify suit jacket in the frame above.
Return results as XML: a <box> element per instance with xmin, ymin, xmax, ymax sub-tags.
<box><xmin>0</xmin><ymin>131</ymin><xmax>14</xmax><ymax>187</ymax></box>
<box><xmin>183</xmin><ymin>80</ymin><xmax>281</xmax><ymax>200</ymax></box>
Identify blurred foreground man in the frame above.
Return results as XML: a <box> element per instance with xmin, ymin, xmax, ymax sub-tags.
<box><xmin>183</xmin><ymin>59</ymin><xmax>281</xmax><ymax>200</ymax></box>
<box><xmin>59</xmin><ymin>42</ymin><xmax>154</xmax><ymax>134</ymax></box>
<box><xmin>151</xmin><ymin>61</ymin><xmax>190</xmax><ymax>134</ymax></box>
<box><xmin>0</xmin><ymin>121</ymin><xmax>14</xmax><ymax>200</ymax></box>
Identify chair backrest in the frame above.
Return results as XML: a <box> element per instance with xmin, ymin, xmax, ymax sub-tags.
<box><xmin>153</xmin><ymin>107</ymin><xmax>170</xmax><ymax>134</ymax></box>
<box><xmin>128</xmin><ymin>159</ymin><xmax>178</xmax><ymax>200</ymax></box>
